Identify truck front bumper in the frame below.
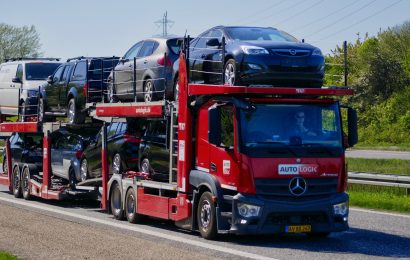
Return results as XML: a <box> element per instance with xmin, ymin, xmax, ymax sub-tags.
<box><xmin>218</xmin><ymin>192</ymin><xmax>349</xmax><ymax>235</ymax></box>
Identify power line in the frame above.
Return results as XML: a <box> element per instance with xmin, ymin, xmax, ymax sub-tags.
<box><xmin>228</xmin><ymin>0</ymin><xmax>284</xmax><ymax>25</ymax></box>
<box><xmin>289</xmin><ymin>0</ymin><xmax>360</xmax><ymax>33</ymax></box>
<box><xmin>154</xmin><ymin>11</ymin><xmax>174</xmax><ymax>37</ymax></box>
<box><xmin>275</xmin><ymin>0</ymin><xmax>325</xmax><ymax>27</ymax></box>
<box><xmin>243</xmin><ymin>0</ymin><xmax>306</xmax><ymax>26</ymax></box>
<box><xmin>315</xmin><ymin>0</ymin><xmax>404</xmax><ymax>43</ymax></box>
<box><xmin>302</xmin><ymin>0</ymin><xmax>377</xmax><ymax>39</ymax></box>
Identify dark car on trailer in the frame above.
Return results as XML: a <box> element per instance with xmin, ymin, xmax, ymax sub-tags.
<box><xmin>175</xmin><ymin>26</ymin><xmax>324</xmax><ymax>88</ymax></box>
<box><xmin>79</xmin><ymin>119</ymin><xmax>145</xmax><ymax>181</ymax></box>
<box><xmin>39</xmin><ymin>56</ymin><xmax>119</xmax><ymax>124</ymax></box>
<box><xmin>107</xmin><ymin>37</ymin><xmax>182</xmax><ymax>103</ymax></box>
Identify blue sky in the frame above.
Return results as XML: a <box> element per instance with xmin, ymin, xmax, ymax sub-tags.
<box><xmin>1</xmin><ymin>0</ymin><xmax>409</xmax><ymax>59</ymax></box>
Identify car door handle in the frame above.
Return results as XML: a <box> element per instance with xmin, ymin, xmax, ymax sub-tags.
<box><xmin>201</xmin><ymin>54</ymin><xmax>206</xmax><ymax>58</ymax></box>
<box><xmin>128</xmin><ymin>64</ymin><xmax>133</xmax><ymax>68</ymax></box>
<box><xmin>210</xmin><ymin>162</ymin><xmax>216</xmax><ymax>172</ymax></box>
<box><xmin>143</xmin><ymin>60</ymin><xmax>148</xmax><ymax>64</ymax></box>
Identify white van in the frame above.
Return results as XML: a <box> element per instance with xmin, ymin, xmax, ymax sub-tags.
<box><xmin>0</xmin><ymin>58</ymin><xmax>61</xmax><ymax>117</ymax></box>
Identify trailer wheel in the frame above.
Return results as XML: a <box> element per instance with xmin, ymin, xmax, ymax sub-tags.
<box><xmin>197</xmin><ymin>191</ymin><xmax>217</xmax><ymax>240</ymax></box>
<box><xmin>12</xmin><ymin>166</ymin><xmax>22</xmax><ymax>198</ymax></box>
<box><xmin>110</xmin><ymin>182</ymin><xmax>124</xmax><ymax>220</ymax></box>
<box><xmin>22</xmin><ymin>166</ymin><xmax>31</xmax><ymax>200</ymax></box>
<box><xmin>125</xmin><ymin>188</ymin><xmax>143</xmax><ymax>223</ymax></box>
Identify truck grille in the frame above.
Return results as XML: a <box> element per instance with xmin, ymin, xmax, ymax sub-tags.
<box><xmin>255</xmin><ymin>178</ymin><xmax>338</xmax><ymax>198</ymax></box>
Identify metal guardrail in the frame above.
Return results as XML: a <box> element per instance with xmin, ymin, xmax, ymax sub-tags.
<box><xmin>348</xmin><ymin>172</ymin><xmax>410</xmax><ymax>190</ymax></box>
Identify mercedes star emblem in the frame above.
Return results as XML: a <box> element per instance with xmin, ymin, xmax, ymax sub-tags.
<box><xmin>289</xmin><ymin>177</ymin><xmax>307</xmax><ymax>196</ymax></box>
<box><xmin>289</xmin><ymin>49</ymin><xmax>297</xmax><ymax>55</ymax></box>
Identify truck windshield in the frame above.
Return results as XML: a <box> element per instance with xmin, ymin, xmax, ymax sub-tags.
<box><xmin>239</xmin><ymin>102</ymin><xmax>343</xmax><ymax>157</ymax></box>
<box><xmin>25</xmin><ymin>63</ymin><xmax>61</xmax><ymax>80</ymax></box>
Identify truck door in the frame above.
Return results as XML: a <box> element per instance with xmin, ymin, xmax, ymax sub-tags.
<box><xmin>44</xmin><ymin>65</ymin><xmax>64</xmax><ymax>111</ymax></box>
<box><xmin>209</xmin><ymin>106</ymin><xmax>239</xmax><ymax>190</ymax></box>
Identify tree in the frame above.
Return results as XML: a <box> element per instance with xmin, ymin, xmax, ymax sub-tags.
<box><xmin>0</xmin><ymin>23</ymin><xmax>42</xmax><ymax>62</ymax></box>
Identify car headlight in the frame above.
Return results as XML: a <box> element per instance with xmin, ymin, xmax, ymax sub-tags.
<box><xmin>312</xmin><ymin>48</ymin><xmax>323</xmax><ymax>56</ymax></box>
<box><xmin>333</xmin><ymin>202</ymin><xmax>349</xmax><ymax>216</ymax></box>
<box><xmin>241</xmin><ymin>46</ymin><xmax>269</xmax><ymax>55</ymax></box>
<box><xmin>237</xmin><ymin>203</ymin><xmax>261</xmax><ymax>218</ymax></box>
<box><xmin>26</xmin><ymin>89</ymin><xmax>39</xmax><ymax>97</ymax></box>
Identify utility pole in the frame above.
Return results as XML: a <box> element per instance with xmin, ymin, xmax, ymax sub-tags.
<box><xmin>154</xmin><ymin>11</ymin><xmax>174</xmax><ymax>37</ymax></box>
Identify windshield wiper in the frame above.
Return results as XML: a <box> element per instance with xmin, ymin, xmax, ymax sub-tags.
<box><xmin>295</xmin><ymin>143</ymin><xmax>335</xmax><ymax>156</ymax></box>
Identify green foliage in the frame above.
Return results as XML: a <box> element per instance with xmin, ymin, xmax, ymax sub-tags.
<box><xmin>326</xmin><ymin>21</ymin><xmax>410</xmax><ymax>147</ymax></box>
<box><xmin>0</xmin><ymin>251</ymin><xmax>19</xmax><ymax>260</ymax></box>
<box><xmin>0</xmin><ymin>23</ymin><xmax>42</xmax><ymax>62</ymax></box>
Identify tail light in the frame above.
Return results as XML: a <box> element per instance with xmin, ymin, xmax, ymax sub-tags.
<box><xmin>83</xmin><ymin>82</ymin><xmax>89</xmax><ymax>97</ymax></box>
<box><xmin>75</xmin><ymin>150</ymin><xmax>84</xmax><ymax>160</ymax></box>
<box><xmin>157</xmin><ymin>56</ymin><xmax>171</xmax><ymax>67</ymax></box>
<box><xmin>123</xmin><ymin>133</ymin><xmax>141</xmax><ymax>144</ymax></box>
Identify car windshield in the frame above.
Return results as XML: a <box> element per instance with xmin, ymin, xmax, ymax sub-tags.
<box><xmin>167</xmin><ymin>38</ymin><xmax>183</xmax><ymax>55</ymax></box>
<box><xmin>25</xmin><ymin>63</ymin><xmax>61</xmax><ymax>80</ymax></box>
<box><xmin>226</xmin><ymin>27</ymin><xmax>298</xmax><ymax>42</ymax></box>
<box><xmin>239</xmin><ymin>103</ymin><xmax>343</xmax><ymax>157</ymax></box>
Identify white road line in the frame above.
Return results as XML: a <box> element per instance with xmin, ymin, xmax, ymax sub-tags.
<box><xmin>0</xmin><ymin>196</ymin><xmax>277</xmax><ymax>260</ymax></box>
<box><xmin>350</xmin><ymin>207</ymin><xmax>410</xmax><ymax>219</ymax></box>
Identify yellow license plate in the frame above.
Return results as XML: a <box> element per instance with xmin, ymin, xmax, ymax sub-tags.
<box><xmin>286</xmin><ymin>225</ymin><xmax>312</xmax><ymax>233</ymax></box>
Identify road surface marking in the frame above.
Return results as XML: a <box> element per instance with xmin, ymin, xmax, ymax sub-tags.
<box><xmin>0</xmin><ymin>196</ymin><xmax>277</xmax><ymax>260</ymax></box>
<box><xmin>350</xmin><ymin>207</ymin><xmax>410</xmax><ymax>219</ymax></box>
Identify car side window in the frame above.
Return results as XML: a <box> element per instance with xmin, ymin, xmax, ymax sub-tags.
<box><xmin>16</xmin><ymin>64</ymin><xmax>23</xmax><ymax>80</ymax></box>
<box><xmin>137</xmin><ymin>41</ymin><xmax>156</xmax><ymax>58</ymax></box>
<box><xmin>209</xmin><ymin>29</ymin><xmax>222</xmax><ymax>40</ymax></box>
<box><xmin>72</xmin><ymin>61</ymin><xmax>87</xmax><ymax>81</ymax></box>
<box><xmin>124</xmin><ymin>41</ymin><xmax>143</xmax><ymax>60</ymax></box>
<box><xmin>52</xmin><ymin>66</ymin><xmax>64</xmax><ymax>83</ymax></box>
<box><xmin>61</xmin><ymin>65</ymin><xmax>72</xmax><ymax>82</ymax></box>
<box><xmin>117</xmin><ymin>123</ymin><xmax>127</xmax><ymax>135</ymax></box>
<box><xmin>194</xmin><ymin>31</ymin><xmax>211</xmax><ymax>49</ymax></box>
<box><xmin>108</xmin><ymin>123</ymin><xmax>119</xmax><ymax>137</ymax></box>
<box><xmin>66</xmin><ymin>135</ymin><xmax>82</xmax><ymax>151</ymax></box>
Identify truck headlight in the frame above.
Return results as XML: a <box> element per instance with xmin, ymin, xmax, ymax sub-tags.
<box><xmin>237</xmin><ymin>203</ymin><xmax>261</xmax><ymax>218</ymax></box>
<box><xmin>333</xmin><ymin>202</ymin><xmax>348</xmax><ymax>216</ymax></box>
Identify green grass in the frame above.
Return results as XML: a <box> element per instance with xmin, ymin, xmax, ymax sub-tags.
<box><xmin>348</xmin><ymin>184</ymin><xmax>410</xmax><ymax>213</ymax></box>
<box><xmin>0</xmin><ymin>251</ymin><xmax>18</xmax><ymax>260</ymax></box>
<box><xmin>347</xmin><ymin>158</ymin><xmax>410</xmax><ymax>175</ymax></box>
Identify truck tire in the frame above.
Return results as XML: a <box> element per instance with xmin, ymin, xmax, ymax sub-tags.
<box><xmin>125</xmin><ymin>188</ymin><xmax>143</xmax><ymax>224</ymax></box>
<box><xmin>12</xmin><ymin>166</ymin><xmax>22</xmax><ymax>198</ymax></box>
<box><xmin>22</xmin><ymin>166</ymin><xmax>31</xmax><ymax>200</ymax></box>
<box><xmin>110</xmin><ymin>182</ymin><xmax>124</xmax><ymax>220</ymax></box>
<box><xmin>197</xmin><ymin>191</ymin><xmax>217</xmax><ymax>240</ymax></box>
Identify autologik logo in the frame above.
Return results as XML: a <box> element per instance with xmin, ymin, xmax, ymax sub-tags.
<box><xmin>278</xmin><ymin>164</ymin><xmax>318</xmax><ymax>175</ymax></box>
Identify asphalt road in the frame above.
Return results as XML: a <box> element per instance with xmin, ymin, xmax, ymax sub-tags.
<box><xmin>0</xmin><ymin>186</ymin><xmax>409</xmax><ymax>260</ymax></box>
<box><xmin>346</xmin><ymin>150</ymin><xmax>410</xmax><ymax>160</ymax></box>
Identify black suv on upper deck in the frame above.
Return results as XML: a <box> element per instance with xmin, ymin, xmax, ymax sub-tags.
<box><xmin>39</xmin><ymin>56</ymin><xmax>119</xmax><ymax>124</ymax></box>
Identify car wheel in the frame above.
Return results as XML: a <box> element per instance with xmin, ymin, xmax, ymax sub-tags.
<box><xmin>68</xmin><ymin>98</ymin><xmax>84</xmax><ymax>124</ymax></box>
<box><xmin>197</xmin><ymin>191</ymin><xmax>217</xmax><ymax>240</ymax></box>
<box><xmin>224</xmin><ymin>59</ymin><xmax>238</xmax><ymax>86</ymax></box>
<box><xmin>143</xmin><ymin>79</ymin><xmax>155</xmax><ymax>102</ymax></box>
<box><xmin>110</xmin><ymin>182</ymin><xmax>124</xmax><ymax>220</ymax></box>
<box><xmin>112</xmin><ymin>153</ymin><xmax>122</xmax><ymax>175</ymax></box>
<box><xmin>68</xmin><ymin>168</ymin><xmax>76</xmax><ymax>190</ymax></box>
<box><xmin>20</xmin><ymin>101</ymin><xmax>26</xmax><ymax>122</ymax></box>
<box><xmin>12</xmin><ymin>166</ymin><xmax>22</xmax><ymax>198</ymax></box>
<box><xmin>108</xmin><ymin>83</ymin><xmax>118</xmax><ymax>103</ymax></box>
<box><xmin>22</xmin><ymin>166</ymin><xmax>31</xmax><ymax>200</ymax></box>
<box><xmin>125</xmin><ymin>188</ymin><xmax>143</xmax><ymax>223</ymax></box>
<box><xmin>38</xmin><ymin>98</ymin><xmax>44</xmax><ymax>122</ymax></box>
<box><xmin>80</xmin><ymin>159</ymin><xmax>88</xmax><ymax>182</ymax></box>
<box><xmin>173</xmin><ymin>76</ymin><xmax>179</xmax><ymax>102</ymax></box>
<box><xmin>140</xmin><ymin>158</ymin><xmax>152</xmax><ymax>174</ymax></box>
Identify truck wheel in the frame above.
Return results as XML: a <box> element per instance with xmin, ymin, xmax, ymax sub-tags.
<box><xmin>22</xmin><ymin>166</ymin><xmax>31</xmax><ymax>200</ymax></box>
<box><xmin>197</xmin><ymin>191</ymin><xmax>217</xmax><ymax>240</ymax></box>
<box><xmin>110</xmin><ymin>182</ymin><xmax>124</xmax><ymax>220</ymax></box>
<box><xmin>112</xmin><ymin>153</ymin><xmax>122</xmax><ymax>175</ymax></box>
<box><xmin>125</xmin><ymin>188</ymin><xmax>143</xmax><ymax>223</ymax></box>
<box><xmin>12</xmin><ymin>166</ymin><xmax>22</xmax><ymax>198</ymax></box>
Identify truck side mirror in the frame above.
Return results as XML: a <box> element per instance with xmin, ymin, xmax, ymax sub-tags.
<box><xmin>12</xmin><ymin>77</ymin><xmax>22</xmax><ymax>83</ymax></box>
<box><xmin>208</xmin><ymin>105</ymin><xmax>221</xmax><ymax>146</ymax></box>
<box><xmin>347</xmin><ymin>107</ymin><xmax>358</xmax><ymax>147</ymax></box>
<box><xmin>47</xmin><ymin>75</ymin><xmax>53</xmax><ymax>84</ymax></box>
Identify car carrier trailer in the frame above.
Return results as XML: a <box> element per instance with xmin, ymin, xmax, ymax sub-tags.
<box><xmin>0</xmin><ymin>39</ymin><xmax>358</xmax><ymax>240</ymax></box>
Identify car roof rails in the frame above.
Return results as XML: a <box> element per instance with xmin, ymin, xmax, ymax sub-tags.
<box><xmin>66</xmin><ymin>56</ymin><xmax>120</xmax><ymax>62</ymax></box>
<box><xmin>4</xmin><ymin>57</ymin><xmax>61</xmax><ymax>62</ymax></box>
